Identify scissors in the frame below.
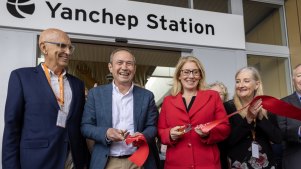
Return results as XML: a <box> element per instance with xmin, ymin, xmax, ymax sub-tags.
<box><xmin>178</xmin><ymin>124</ymin><xmax>192</xmax><ymax>133</ymax></box>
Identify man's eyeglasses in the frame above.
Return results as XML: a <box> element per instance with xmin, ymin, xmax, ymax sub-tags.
<box><xmin>44</xmin><ymin>41</ymin><xmax>75</xmax><ymax>54</ymax></box>
<box><xmin>181</xmin><ymin>69</ymin><xmax>201</xmax><ymax>77</ymax></box>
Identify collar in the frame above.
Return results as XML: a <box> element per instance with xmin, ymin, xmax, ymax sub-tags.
<box><xmin>112</xmin><ymin>80</ymin><xmax>134</xmax><ymax>95</ymax></box>
<box><xmin>41</xmin><ymin>63</ymin><xmax>66</xmax><ymax>77</ymax></box>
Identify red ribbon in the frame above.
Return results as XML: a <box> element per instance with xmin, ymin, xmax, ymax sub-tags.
<box><xmin>251</xmin><ymin>95</ymin><xmax>301</xmax><ymax>121</ymax></box>
<box><xmin>125</xmin><ymin>134</ymin><xmax>149</xmax><ymax>167</ymax></box>
<box><xmin>198</xmin><ymin>95</ymin><xmax>301</xmax><ymax>133</ymax></box>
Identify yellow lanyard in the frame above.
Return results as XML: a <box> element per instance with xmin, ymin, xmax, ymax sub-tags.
<box><xmin>42</xmin><ymin>64</ymin><xmax>64</xmax><ymax>107</ymax></box>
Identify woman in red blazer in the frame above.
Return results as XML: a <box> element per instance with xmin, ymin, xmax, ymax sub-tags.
<box><xmin>158</xmin><ymin>56</ymin><xmax>230</xmax><ymax>169</ymax></box>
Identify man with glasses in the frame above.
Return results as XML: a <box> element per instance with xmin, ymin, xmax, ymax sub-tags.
<box><xmin>2</xmin><ymin>28</ymin><xmax>89</xmax><ymax>169</ymax></box>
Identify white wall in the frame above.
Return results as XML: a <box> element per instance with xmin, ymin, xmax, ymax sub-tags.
<box><xmin>0</xmin><ymin>28</ymin><xmax>37</xmax><ymax>169</ymax></box>
<box><xmin>192</xmin><ymin>47</ymin><xmax>247</xmax><ymax>99</ymax></box>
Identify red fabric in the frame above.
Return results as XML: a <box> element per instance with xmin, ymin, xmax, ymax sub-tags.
<box><xmin>125</xmin><ymin>134</ymin><xmax>149</xmax><ymax>167</ymax></box>
<box><xmin>158</xmin><ymin>90</ymin><xmax>230</xmax><ymax>169</ymax></box>
<box><xmin>197</xmin><ymin>105</ymin><xmax>248</xmax><ymax>133</ymax></box>
<box><xmin>200</xmin><ymin>95</ymin><xmax>301</xmax><ymax>133</ymax></box>
<box><xmin>252</xmin><ymin>95</ymin><xmax>301</xmax><ymax>120</ymax></box>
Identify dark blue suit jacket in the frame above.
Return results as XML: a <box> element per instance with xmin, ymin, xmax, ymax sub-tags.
<box><xmin>278</xmin><ymin>92</ymin><xmax>301</xmax><ymax>169</ymax></box>
<box><xmin>2</xmin><ymin>65</ymin><xmax>89</xmax><ymax>169</ymax></box>
<box><xmin>81</xmin><ymin>83</ymin><xmax>160</xmax><ymax>169</ymax></box>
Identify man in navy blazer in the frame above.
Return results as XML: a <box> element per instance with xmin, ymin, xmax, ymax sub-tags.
<box><xmin>81</xmin><ymin>48</ymin><xmax>160</xmax><ymax>169</ymax></box>
<box><xmin>2</xmin><ymin>28</ymin><xmax>89</xmax><ymax>169</ymax></box>
<box><xmin>278</xmin><ymin>64</ymin><xmax>301</xmax><ymax>169</ymax></box>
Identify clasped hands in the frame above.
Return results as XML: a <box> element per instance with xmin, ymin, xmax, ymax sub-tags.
<box><xmin>246</xmin><ymin>99</ymin><xmax>266</xmax><ymax>124</ymax></box>
<box><xmin>170</xmin><ymin>125</ymin><xmax>209</xmax><ymax>141</ymax></box>
<box><xmin>106</xmin><ymin>128</ymin><xmax>143</xmax><ymax>147</ymax></box>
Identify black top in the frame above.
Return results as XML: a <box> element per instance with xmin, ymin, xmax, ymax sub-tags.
<box><xmin>223</xmin><ymin>100</ymin><xmax>282</xmax><ymax>169</ymax></box>
<box><xmin>182</xmin><ymin>96</ymin><xmax>196</xmax><ymax>112</ymax></box>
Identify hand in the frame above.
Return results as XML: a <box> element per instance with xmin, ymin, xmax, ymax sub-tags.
<box><xmin>247</xmin><ymin>99</ymin><xmax>263</xmax><ymax>123</ymax></box>
<box><xmin>194</xmin><ymin>124</ymin><xmax>209</xmax><ymax>138</ymax></box>
<box><xmin>131</xmin><ymin>132</ymin><xmax>144</xmax><ymax>147</ymax></box>
<box><xmin>106</xmin><ymin>128</ymin><xmax>129</xmax><ymax>142</ymax></box>
<box><xmin>170</xmin><ymin>126</ymin><xmax>185</xmax><ymax>141</ymax></box>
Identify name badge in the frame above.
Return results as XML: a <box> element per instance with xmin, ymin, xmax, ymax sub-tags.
<box><xmin>251</xmin><ymin>141</ymin><xmax>259</xmax><ymax>158</ymax></box>
<box><xmin>56</xmin><ymin>109</ymin><xmax>67</xmax><ymax>128</ymax></box>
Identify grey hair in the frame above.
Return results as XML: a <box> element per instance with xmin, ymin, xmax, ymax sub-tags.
<box><xmin>109</xmin><ymin>48</ymin><xmax>136</xmax><ymax>63</ymax></box>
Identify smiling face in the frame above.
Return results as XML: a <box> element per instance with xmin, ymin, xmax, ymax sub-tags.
<box><xmin>293</xmin><ymin>65</ymin><xmax>301</xmax><ymax>94</ymax></box>
<box><xmin>179</xmin><ymin>61</ymin><xmax>201</xmax><ymax>92</ymax></box>
<box><xmin>235</xmin><ymin>69</ymin><xmax>259</xmax><ymax>101</ymax></box>
<box><xmin>108</xmin><ymin>50</ymin><xmax>136</xmax><ymax>87</ymax></box>
<box><xmin>39</xmin><ymin>29</ymin><xmax>72</xmax><ymax>71</ymax></box>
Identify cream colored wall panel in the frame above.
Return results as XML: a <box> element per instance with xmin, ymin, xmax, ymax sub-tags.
<box><xmin>246</xmin><ymin>10</ymin><xmax>282</xmax><ymax>45</ymax></box>
<box><xmin>285</xmin><ymin>0</ymin><xmax>301</xmax><ymax>67</ymax></box>
<box><xmin>277</xmin><ymin>59</ymin><xmax>288</xmax><ymax>98</ymax></box>
<box><xmin>258</xmin><ymin>15</ymin><xmax>276</xmax><ymax>44</ymax></box>
<box><xmin>247</xmin><ymin>55</ymin><xmax>288</xmax><ymax>98</ymax></box>
<box><xmin>246</xmin><ymin>28</ymin><xmax>259</xmax><ymax>42</ymax></box>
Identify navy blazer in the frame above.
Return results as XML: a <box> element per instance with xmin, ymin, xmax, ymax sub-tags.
<box><xmin>278</xmin><ymin>92</ymin><xmax>301</xmax><ymax>169</ymax></box>
<box><xmin>2</xmin><ymin>65</ymin><xmax>89</xmax><ymax>169</ymax></box>
<box><xmin>81</xmin><ymin>83</ymin><xmax>160</xmax><ymax>169</ymax></box>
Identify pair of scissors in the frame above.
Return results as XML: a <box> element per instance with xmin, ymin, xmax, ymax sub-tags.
<box><xmin>178</xmin><ymin>124</ymin><xmax>192</xmax><ymax>133</ymax></box>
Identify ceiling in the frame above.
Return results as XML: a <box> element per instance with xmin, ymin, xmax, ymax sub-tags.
<box><xmin>71</xmin><ymin>43</ymin><xmax>181</xmax><ymax>67</ymax></box>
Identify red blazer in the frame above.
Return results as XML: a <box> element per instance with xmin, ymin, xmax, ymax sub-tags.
<box><xmin>158</xmin><ymin>90</ymin><xmax>230</xmax><ymax>169</ymax></box>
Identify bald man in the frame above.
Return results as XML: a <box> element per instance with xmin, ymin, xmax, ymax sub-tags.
<box><xmin>2</xmin><ymin>28</ymin><xmax>89</xmax><ymax>169</ymax></box>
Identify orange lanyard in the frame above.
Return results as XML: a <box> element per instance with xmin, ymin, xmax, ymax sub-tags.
<box><xmin>42</xmin><ymin>64</ymin><xmax>64</xmax><ymax>107</ymax></box>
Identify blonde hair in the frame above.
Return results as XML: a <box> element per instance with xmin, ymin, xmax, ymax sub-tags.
<box><xmin>171</xmin><ymin>56</ymin><xmax>206</xmax><ymax>96</ymax></box>
<box><xmin>208</xmin><ymin>81</ymin><xmax>229</xmax><ymax>102</ymax></box>
<box><xmin>233</xmin><ymin>67</ymin><xmax>266</xmax><ymax>118</ymax></box>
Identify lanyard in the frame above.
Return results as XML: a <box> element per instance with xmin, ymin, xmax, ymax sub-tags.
<box><xmin>42</xmin><ymin>64</ymin><xmax>64</xmax><ymax>107</ymax></box>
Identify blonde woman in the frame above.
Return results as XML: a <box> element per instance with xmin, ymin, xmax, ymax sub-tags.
<box><xmin>158</xmin><ymin>56</ymin><xmax>230</xmax><ymax>169</ymax></box>
<box><xmin>209</xmin><ymin>81</ymin><xmax>229</xmax><ymax>102</ymax></box>
<box><xmin>224</xmin><ymin>67</ymin><xmax>281</xmax><ymax>169</ymax></box>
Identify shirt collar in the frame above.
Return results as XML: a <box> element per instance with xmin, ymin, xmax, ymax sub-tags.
<box><xmin>41</xmin><ymin>63</ymin><xmax>67</xmax><ymax>77</ymax></box>
<box><xmin>112</xmin><ymin>80</ymin><xmax>134</xmax><ymax>95</ymax></box>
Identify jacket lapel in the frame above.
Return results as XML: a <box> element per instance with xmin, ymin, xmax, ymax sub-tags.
<box><xmin>170</xmin><ymin>93</ymin><xmax>187</xmax><ymax>113</ymax></box>
<box><xmin>188</xmin><ymin>90</ymin><xmax>211</xmax><ymax>117</ymax></box>
<box><xmin>36</xmin><ymin>64</ymin><xmax>60</xmax><ymax>110</ymax></box>
<box><xmin>133</xmin><ymin>86</ymin><xmax>142</xmax><ymax>132</ymax></box>
<box><xmin>103</xmin><ymin>84</ymin><xmax>113</xmax><ymax>127</ymax></box>
<box><xmin>289</xmin><ymin>92</ymin><xmax>301</xmax><ymax>109</ymax></box>
<box><xmin>66</xmin><ymin>74</ymin><xmax>76</xmax><ymax>119</ymax></box>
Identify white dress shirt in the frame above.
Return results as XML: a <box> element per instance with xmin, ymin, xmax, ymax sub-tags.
<box><xmin>109</xmin><ymin>82</ymin><xmax>136</xmax><ymax>156</ymax></box>
<box><xmin>42</xmin><ymin>64</ymin><xmax>72</xmax><ymax>113</ymax></box>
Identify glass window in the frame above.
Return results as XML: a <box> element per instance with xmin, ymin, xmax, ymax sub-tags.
<box><xmin>244</xmin><ymin>0</ymin><xmax>285</xmax><ymax>46</ymax></box>
<box><xmin>247</xmin><ymin>54</ymin><xmax>289</xmax><ymax>98</ymax></box>
<box><xmin>194</xmin><ymin>0</ymin><xmax>228</xmax><ymax>13</ymax></box>
<box><xmin>129</xmin><ymin>0</ymin><xmax>189</xmax><ymax>8</ymax></box>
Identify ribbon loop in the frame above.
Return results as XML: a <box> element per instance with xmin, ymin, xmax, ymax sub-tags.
<box><xmin>125</xmin><ymin>134</ymin><xmax>149</xmax><ymax>167</ymax></box>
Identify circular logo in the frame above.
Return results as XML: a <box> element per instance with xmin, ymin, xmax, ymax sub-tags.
<box><xmin>7</xmin><ymin>0</ymin><xmax>35</xmax><ymax>18</ymax></box>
